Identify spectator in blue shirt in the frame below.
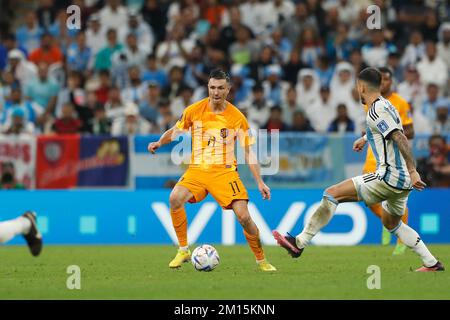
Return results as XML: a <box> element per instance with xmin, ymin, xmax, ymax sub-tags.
<box><xmin>15</xmin><ymin>11</ymin><xmax>44</xmax><ymax>53</ymax></box>
<box><xmin>94</xmin><ymin>28</ymin><xmax>124</xmax><ymax>71</ymax></box>
<box><xmin>328</xmin><ymin>103</ymin><xmax>355</xmax><ymax>133</ymax></box>
<box><xmin>24</xmin><ymin>62</ymin><xmax>59</xmax><ymax>118</ymax></box>
<box><xmin>67</xmin><ymin>31</ymin><xmax>92</xmax><ymax>74</ymax></box>
<box><xmin>141</xmin><ymin>53</ymin><xmax>168</xmax><ymax>88</ymax></box>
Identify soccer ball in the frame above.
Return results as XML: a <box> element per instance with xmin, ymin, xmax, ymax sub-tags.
<box><xmin>191</xmin><ymin>244</ymin><xmax>220</xmax><ymax>271</ymax></box>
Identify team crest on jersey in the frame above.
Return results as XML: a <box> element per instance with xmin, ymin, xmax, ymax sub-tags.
<box><xmin>220</xmin><ymin>128</ymin><xmax>228</xmax><ymax>138</ymax></box>
<box><xmin>377</xmin><ymin>120</ymin><xmax>389</xmax><ymax>133</ymax></box>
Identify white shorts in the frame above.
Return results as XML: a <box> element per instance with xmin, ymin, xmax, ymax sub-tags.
<box><xmin>352</xmin><ymin>173</ymin><xmax>410</xmax><ymax>216</ymax></box>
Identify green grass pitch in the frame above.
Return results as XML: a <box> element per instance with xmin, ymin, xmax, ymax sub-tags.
<box><xmin>0</xmin><ymin>245</ymin><xmax>449</xmax><ymax>299</ymax></box>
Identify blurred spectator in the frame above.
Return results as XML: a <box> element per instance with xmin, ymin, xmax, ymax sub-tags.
<box><xmin>281</xmin><ymin>2</ymin><xmax>317</xmax><ymax>47</ymax></box>
<box><xmin>99</xmin><ymin>0</ymin><xmax>129</xmax><ymax>30</ymax></box>
<box><xmin>346</xmin><ymin>86</ymin><xmax>366</xmax><ymax>134</ymax></box>
<box><xmin>308</xmin><ymin>86</ymin><xmax>335</xmax><ymax>133</ymax></box>
<box><xmin>397</xmin><ymin>65</ymin><xmax>424</xmax><ymax>110</ymax></box>
<box><xmin>361</xmin><ymin>30</ymin><xmax>396</xmax><ymax>67</ymax></box>
<box><xmin>51</xmin><ymin>103</ymin><xmax>82</xmax><ymax>134</ymax></box>
<box><xmin>28</xmin><ymin>33</ymin><xmax>64</xmax><ymax>66</ymax></box>
<box><xmin>242</xmin><ymin>83</ymin><xmax>273</xmax><ymax>129</ymax></box>
<box><xmin>89</xmin><ymin>104</ymin><xmax>112</xmax><ymax>135</ymax></box>
<box><xmin>111</xmin><ymin>101</ymin><xmax>152</xmax><ymax>135</ymax></box>
<box><xmin>437</xmin><ymin>22</ymin><xmax>450</xmax><ymax>71</ymax></box>
<box><xmin>15</xmin><ymin>11</ymin><xmax>43</xmax><ymax>53</ymax></box>
<box><xmin>421</xmin><ymin>83</ymin><xmax>441</xmax><ymax>122</ymax></box>
<box><xmin>281</xmin><ymin>86</ymin><xmax>302</xmax><ymax>127</ymax></box>
<box><xmin>56</xmin><ymin>70</ymin><xmax>86</xmax><ymax>118</ymax></box>
<box><xmin>417</xmin><ymin>135</ymin><xmax>450</xmax><ymax>187</ymax></box>
<box><xmin>328</xmin><ymin>103</ymin><xmax>355</xmax><ymax>133</ymax></box>
<box><xmin>141</xmin><ymin>53</ymin><xmax>168</xmax><ymax>88</ymax></box>
<box><xmin>77</xmin><ymin>89</ymin><xmax>97</xmax><ymax>133</ymax></box>
<box><xmin>330</xmin><ymin>61</ymin><xmax>355</xmax><ymax>105</ymax></box>
<box><xmin>24</xmin><ymin>62</ymin><xmax>59</xmax><ymax>117</ymax></box>
<box><xmin>266</xmin><ymin>28</ymin><xmax>292</xmax><ymax>64</ymax></box>
<box><xmin>203</xmin><ymin>25</ymin><xmax>227</xmax><ymax>55</ymax></box>
<box><xmin>155</xmin><ymin>23</ymin><xmax>195</xmax><ymax>71</ymax></box>
<box><xmin>141</xmin><ymin>0</ymin><xmax>167</xmax><ymax>44</ymax></box>
<box><xmin>5</xmin><ymin>49</ymin><xmax>37</xmax><ymax>86</ymax></box>
<box><xmin>36</xmin><ymin>0</ymin><xmax>57</xmax><ymax>30</ymax></box>
<box><xmin>2</xmin><ymin>107</ymin><xmax>35</xmax><ymax>135</ymax></box>
<box><xmin>167</xmin><ymin>0</ymin><xmax>200</xmax><ymax>32</ymax></box>
<box><xmin>326</xmin><ymin>23</ymin><xmax>357</xmax><ymax>62</ymax></box>
<box><xmin>238</xmin><ymin>0</ymin><xmax>267</xmax><ymax>37</ymax></box>
<box><xmin>66</xmin><ymin>31</ymin><xmax>93</xmax><ymax>73</ymax></box>
<box><xmin>49</xmin><ymin>8</ymin><xmax>79</xmax><ymax>52</ymax></box>
<box><xmin>296</xmin><ymin>25</ymin><xmax>323</xmax><ymax>67</ymax></box>
<box><xmin>336</xmin><ymin>0</ymin><xmax>360</xmax><ymax>25</ymax></box>
<box><xmin>0</xmin><ymin>162</ymin><xmax>25</xmax><ymax>189</ymax></box>
<box><xmin>94</xmin><ymin>28</ymin><xmax>124</xmax><ymax>72</ymax></box>
<box><xmin>118</xmin><ymin>11</ymin><xmax>154</xmax><ymax>54</ymax></box>
<box><xmin>202</xmin><ymin>0</ymin><xmax>227</xmax><ymax>27</ymax></box>
<box><xmin>295</xmin><ymin>68</ymin><xmax>320</xmax><ymax>108</ymax></box>
<box><xmin>282</xmin><ymin>50</ymin><xmax>307</xmax><ymax>85</ymax></box>
<box><xmin>139</xmin><ymin>81</ymin><xmax>160</xmax><ymax>124</ymax></box>
<box><xmin>161</xmin><ymin>65</ymin><xmax>188</xmax><ymax>101</ymax></box>
<box><xmin>171</xmin><ymin>85</ymin><xmax>194</xmax><ymax>119</ymax></box>
<box><xmin>263</xmin><ymin>0</ymin><xmax>295</xmax><ymax>32</ymax></box>
<box><xmin>417</xmin><ymin>41</ymin><xmax>448</xmax><ymax>89</ymax></box>
<box><xmin>0</xmin><ymin>33</ymin><xmax>27</xmax><ymax>72</ymax></box>
<box><xmin>86</xmin><ymin>14</ymin><xmax>107</xmax><ymax>57</ymax></box>
<box><xmin>262</xmin><ymin>105</ymin><xmax>288</xmax><ymax>132</ymax></box>
<box><xmin>229</xmin><ymin>25</ymin><xmax>259</xmax><ymax>65</ymax></box>
<box><xmin>386</xmin><ymin>51</ymin><xmax>403</xmax><ymax>83</ymax></box>
<box><xmin>220</xmin><ymin>6</ymin><xmax>246</xmax><ymax>52</ymax></box>
<box><xmin>421</xmin><ymin>9</ymin><xmax>439</xmax><ymax>42</ymax></box>
<box><xmin>156</xmin><ymin>98</ymin><xmax>177</xmax><ymax>133</ymax></box>
<box><xmin>400</xmin><ymin>30</ymin><xmax>425</xmax><ymax>67</ymax></box>
<box><xmin>184</xmin><ymin>45</ymin><xmax>208</xmax><ymax>89</ymax></box>
<box><xmin>121</xmin><ymin>66</ymin><xmax>147</xmax><ymax>104</ymax></box>
<box><xmin>290</xmin><ymin>109</ymin><xmax>315</xmax><ymax>132</ymax></box>
<box><xmin>248</xmin><ymin>45</ymin><xmax>276</xmax><ymax>83</ymax></box>
<box><xmin>105</xmin><ymin>86</ymin><xmax>126</xmax><ymax>122</ymax></box>
<box><xmin>432</xmin><ymin>99</ymin><xmax>450</xmax><ymax>135</ymax></box>
<box><xmin>348</xmin><ymin>48</ymin><xmax>368</xmax><ymax>77</ymax></box>
<box><xmin>94</xmin><ymin>69</ymin><xmax>112</xmax><ymax>104</ymax></box>
<box><xmin>262</xmin><ymin>64</ymin><xmax>289</xmax><ymax>106</ymax></box>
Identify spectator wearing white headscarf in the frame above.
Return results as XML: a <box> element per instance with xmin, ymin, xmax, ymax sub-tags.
<box><xmin>329</xmin><ymin>61</ymin><xmax>355</xmax><ymax>105</ymax></box>
<box><xmin>295</xmin><ymin>68</ymin><xmax>320</xmax><ymax>111</ymax></box>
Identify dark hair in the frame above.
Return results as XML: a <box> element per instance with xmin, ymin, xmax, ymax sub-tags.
<box><xmin>209</xmin><ymin>69</ymin><xmax>230</xmax><ymax>83</ymax></box>
<box><xmin>378</xmin><ymin>66</ymin><xmax>393</xmax><ymax>78</ymax></box>
<box><xmin>429</xmin><ymin>134</ymin><xmax>446</xmax><ymax>145</ymax></box>
<box><xmin>270</xmin><ymin>105</ymin><xmax>282</xmax><ymax>113</ymax></box>
<box><xmin>252</xmin><ymin>82</ymin><xmax>264</xmax><ymax>92</ymax></box>
<box><xmin>358</xmin><ymin>67</ymin><xmax>381</xmax><ymax>89</ymax></box>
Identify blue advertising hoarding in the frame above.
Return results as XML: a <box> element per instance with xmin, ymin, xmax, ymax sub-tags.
<box><xmin>1</xmin><ymin>189</ymin><xmax>448</xmax><ymax>245</ymax></box>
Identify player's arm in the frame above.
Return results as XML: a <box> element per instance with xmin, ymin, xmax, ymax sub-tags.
<box><xmin>148</xmin><ymin>125</ymin><xmax>182</xmax><ymax>153</ymax></box>
<box><xmin>244</xmin><ymin>145</ymin><xmax>271</xmax><ymax>200</ymax></box>
<box><xmin>390</xmin><ymin>129</ymin><xmax>426</xmax><ymax>191</ymax></box>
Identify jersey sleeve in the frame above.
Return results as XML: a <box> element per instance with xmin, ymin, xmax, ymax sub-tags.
<box><xmin>398</xmin><ymin>100</ymin><xmax>413</xmax><ymax>126</ymax></box>
<box><xmin>368</xmin><ymin>103</ymin><xmax>402</xmax><ymax>139</ymax></box>
<box><xmin>175</xmin><ymin>108</ymin><xmax>192</xmax><ymax>131</ymax></box>
<box><xmin>237</xmin><ymin>116</ymin><xmax>255</xmax><ymax>147</ymax></box>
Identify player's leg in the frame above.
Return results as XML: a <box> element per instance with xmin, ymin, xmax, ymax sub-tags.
<box><xmin>273</xmin><ymin>176</ymin><xmax>367</xmax><ymax>257</ymax></box>
<box><xmin>231</xmin><ymin>200</ymin><xmax>276</xmax><ymax>271</ymax></box>
<box><xmin>0</xmin><ymin>211</ymin><xmax>42</xmax><ymax>256</ymax></box>
<box><xmin>168</xmin><ymin>169</ymin><xmax>209</xmax><ymax>268</ymax></box>
<box><xmin>381</xmin><ymin>198</ymin><xmax>444</xmax><ymax>271</ymax></box>
<box><xmin>392</xmin><ymin>207</ymin><xmax>409</xmax><ymax>255</ymax></box>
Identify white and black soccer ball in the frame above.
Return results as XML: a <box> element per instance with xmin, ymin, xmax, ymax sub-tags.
<box><xmin>191</xmin><ymin>244</ymin><xmax>220</xmax><ymax>271</ymax></box>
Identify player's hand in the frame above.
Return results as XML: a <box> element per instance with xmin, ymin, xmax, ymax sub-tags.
<box><xmin>148</xmin><ymin>141</ymin><xmax>161</xmax><ymax>154</ymax></box>
<box><xmin>409</xmin><ymin>170</ymin><xmax>426</xmax><ymax>191</ymax></box>
<box><xmin>353</xmin><ymin>137</ymin><xmax>367</xmax><ymax>152</ymax></box>
<box><xmin>258</xmin><ymin>182</ymin><xmax>271</xmax><ymax>200</ymax></box>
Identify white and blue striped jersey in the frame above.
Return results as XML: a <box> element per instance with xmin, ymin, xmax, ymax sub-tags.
<box><xmin>366</xmin><ymin>96</ymin><xmax>412</xmax><ymax>190</ymax></box>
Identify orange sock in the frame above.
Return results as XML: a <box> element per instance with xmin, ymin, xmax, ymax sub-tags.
<box><xmin>243</xmin><ymin>229</ymin><xmax>265</xmax><ymax>261</ymax></box>
<box><xmin>370</xmin><ymin>203</ymin><xmax>383</xmax><ymax>218</ymax></box>
<box><xmin>170</xmin><ymin>207</ymin><xmax>188</xmax><ymax>247</ymax></box>
<box><xmin>397</xmin><ymin>207</ymin><xmax>409</xmax><ymax>244</ymax></box>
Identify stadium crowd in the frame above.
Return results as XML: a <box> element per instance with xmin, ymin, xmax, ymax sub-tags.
<box><xmin>0</xmin><ymin>0</ymin><xmax>449</xmax><ymax>137</ymax></box>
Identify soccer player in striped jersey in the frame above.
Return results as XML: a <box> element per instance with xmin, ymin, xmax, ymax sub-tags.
<box><xmin>363</xmin><ymin>67</ymin><xmax>415</xmax><ymax>254</ymax></box>
<box><xmin>273</xmin><ymin>67</ymin><xmax>444</xmax><ymax>272</ymax></box>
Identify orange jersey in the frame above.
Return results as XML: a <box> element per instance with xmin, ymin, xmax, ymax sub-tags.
<box><xmin>175</xmin><ymin>98</ymin><xmax>253</xmax><ymax>170</ymax></box>
<box><xmin>363</xmin><ymin>92</ymin><xmax>413</xmax><ymax>173</ymax></box>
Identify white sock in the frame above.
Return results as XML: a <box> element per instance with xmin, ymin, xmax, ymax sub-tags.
<box><xmin>390</xmin><ymin>222</ymin><xmax>438</xmax><ymax>267</ymax></box>
<box><xmin>296</xmin><ymin>194</ymin><xmax>338</xmax><ymax>249</ymax></box>
<box><xmin>179</xmin><ymin>246</ymin><xmax>189</xmax><ymax>252</ymax></box>
<box><xmin>0</xmin><ymin>217</ymin><xmax>31</xmax><ymax>244</ymax></box>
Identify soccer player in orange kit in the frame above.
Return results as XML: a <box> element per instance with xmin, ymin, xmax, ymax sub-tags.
<box><xmin>148</xmin><ymin>69</ymin><xmax>277</xmax><ymax>272</ymax></box>
<box><xmin>363</xmin><ymin>67</ymin><xmax>415</xmax><ymax>255</ymax></box>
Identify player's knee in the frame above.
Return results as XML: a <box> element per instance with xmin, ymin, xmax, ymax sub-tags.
<box><xmin>169</xmin><ymin>192</ymin><xmax>184</xmax><ymax>210</ymax></box>
<box><xmin>324</xmin><ymin>186</ymin><xmax>339</xmax><ymax>201</ymax></box>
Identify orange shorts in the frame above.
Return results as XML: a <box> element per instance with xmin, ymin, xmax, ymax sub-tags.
<box><xmin>176</xmin><ymin>167</ymin><xmax>249</xmax><ymax>209</ymax></box>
